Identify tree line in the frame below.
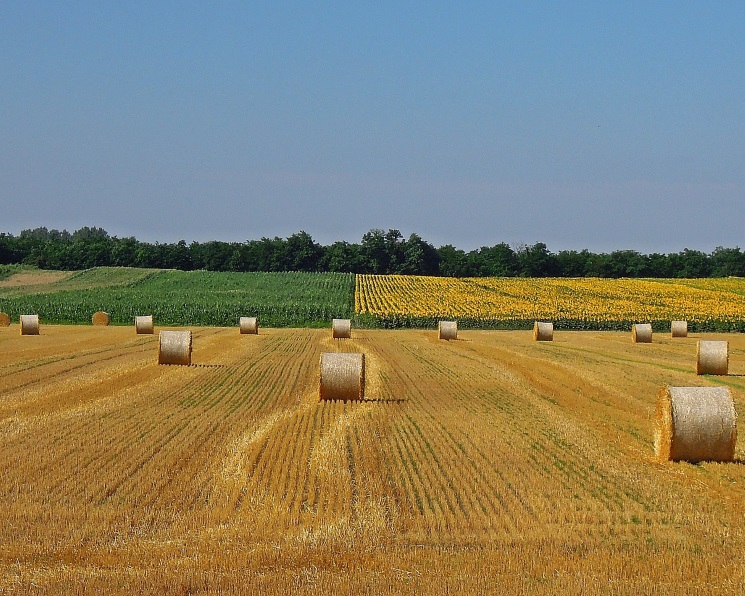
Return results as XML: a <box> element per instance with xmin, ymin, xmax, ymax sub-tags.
<box><xmin>1</xmin><ymin>226</ymin><xmax>744</xmax><ymax>278</ymax></box>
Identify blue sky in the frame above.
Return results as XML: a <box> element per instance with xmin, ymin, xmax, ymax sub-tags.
<box><xmin>1</xmin><ymin>2</ymin><xmax>743</xmax><ymax>252</ymax></box>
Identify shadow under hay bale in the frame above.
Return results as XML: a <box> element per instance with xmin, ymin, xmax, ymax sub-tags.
<box><xmin>332</xmin><ymin>318</ymin><xmax>352</xmax><ymax>339</ymax></box>
<box><xmin>0</xmin><ymin>313</ymin><xmax>9</xmax><ymax>327</ymax></box>
<box><xmin>533</xmin><ymin>321</ymin><xmax>554</xmax><ymax>341</ymax></box>
<box><xmin>92</xmin><ymin>311</ymin><xmax>110</xmax><ymax>326</ymax></box>
<box><xmin>438</xmin><ymin>321</ymin><xmax>458</xmax><ymax>340</ymax></box>
<box><xmin>697</xmin><ymin>340</ymin><xmax>728</xmax><ymax>375</ymax></box>
<box><xmin>655</xmin><ymin>386</ymin><xmax>737</xmax><ymax>463</ymax></box>
<box><xmin>135</xmin><ymin>315</ymin><xmax>154</xmax><ymax>335</ymax></box>
<box><xmin>671</xmin><ymin>320</ymin><xmax>688</xmax><ymax>338</ymax></box>
<box><xmin>632</xmin><ymin>323</ymin><xmax>652</xmax><ymax>343</ymax></box>
<box><xmin>319</xmin><ymin>352</ymin><xmax>365</xmax><ymax>401</ymax></box>
<box><xmin>20</xmin><ymin>314</ymin><xmax>39</xmax><ymax>336</ymax></box>
<box><xmin>239</xmin><ymin>316</ymin><xmax>258</xmax><ymax>334</ymax></box>
<box><xmin>158</xmin><ymin>330</ymin><xmax>192</xmax><ymax>365</ymax></box>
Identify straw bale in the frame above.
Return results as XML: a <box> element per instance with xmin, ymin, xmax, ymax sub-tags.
<box><xmin>135</xmin><ymin>315</ymin><xmax>154</xmax><ymax>334</ymax></box>
<box><xmin>239</xmin><ymin>316</ymin><xmax>258</xmax><ymax>334</ymax></box>
<box><xmin>533</xmin><ymin>321</ymin><xmax>554</xmax><ymax>341</ymax></box>
<box><xmin>0</xmin><ymin>313</ymin><xmax>9</xmax><ymax>327</ymax></box>
<box><xmin>670</xmin><ymin>320</ymin><xmax>688</xmax><ymax>338</ymax></box>
<box><xmin>332</xmin><ymin>318</ymin><xmax>352</xmax><ymax>339</ymax></box>
<box><xmin>92</xmin><ymin>311</ymin><xmax>110</xmax><ymax>326</ymax></box>
<box><xmin>632</xmin><ymin>323</ymin><xmax>652</xmax><ymax>343</ymax></box>
<box><xmin>696</xmin><ymin>340</ymin><xmax>728</xmax><ymax>375</ymax></box>
<box><xmin>654</xmin><ymin>386</ymin><xmax>737</xmax><ymax>462</ymax></box>
<box><xmin>158</xmin><ymin>330</ymin><xmax>192</xmax><ymax>365</ymax></box>
<box><xmin>19</xmin><ymin>314</ymin><xmax>39</xmax><ymax>336</ymax></box>
<box><xmin>438</xmin><ymin>320</ymin><xmax>458</xmax><ymax>341</ymax></box>
<box><xmin>319</xmin><ymin>352</ymin><xmax>365</xmax><ymax>401</ymax></box>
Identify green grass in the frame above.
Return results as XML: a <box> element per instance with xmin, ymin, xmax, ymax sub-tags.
<box><xmin>0</xmin><ymin>268</ymin><xmax>355</xmax><ymax>327</ymax></box>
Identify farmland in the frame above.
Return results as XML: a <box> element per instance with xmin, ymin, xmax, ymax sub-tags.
<box><xmin>356</xmin><ymin>274</ymin><xmax>745</xmax><ymax>330</ymax></box>
<box><xmin>0</xmin><ymin>324</ymin><xmax>743</xmax><ymax>592</ymax></box>
<box><xmin>0</xmin><ymin>268</ymin><xmax>354</xmax><ymax>327</ymax></box>
<box><xmin>4</xmin><ymin>267</ymin><xmax>745</xmax><ymax>331</ymax></box>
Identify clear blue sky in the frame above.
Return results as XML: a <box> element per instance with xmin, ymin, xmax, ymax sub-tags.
<box><xmin>2</xmin><ymin>2</ymin><xmax>743</xmax><ymax>252</ymax></box>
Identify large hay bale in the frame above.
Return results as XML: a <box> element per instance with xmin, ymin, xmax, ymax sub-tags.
<box><xmin>158</xmin><ymin>330</ymin><xmax>192</xmax><ymax>365</ymax></box>
<box><xmin>92</xmin><ymin>311</ymin><xmax>110</xmax><ymax>326</ymax></box>
<box><xmin>632</xmin><ymin>323</ymin><xmax>652</xmax><ymax>343</ymax></box>
<box><xmin>533</xmin><ymin>321</ymin><xmax>554</xmax><ymax>341</ymax></box>
<box><xmin>438</xmin><ymin>320</ymin><xmax>458</xmax><ymax>340</ymax></box>
<box><xmin>20</xmin><ymin>314</ymin><xmax>39</xmax><ymax>336</ymax></box>
<box><xmin>671</xmin><ymin>320</ymin><xmax>688</xmax><ymax>338</ymax></box>
<box><xmin>135</xmin><ymin>315</ymin><xmax>154</xmax><ymax>334</ymax></box>
<box><xmin>0</xmin><ymin>313</ymin><xmax>9</xmax><ymax>327</ymax></box>
<box><xmin>654</xmin><ymin>386</ymin><xmax>737</xmax><ymax>463</ymax></box>
<box><xmin>697</xmin><ymin>340</ymin><xmax>728</xmax><ymax>375</ymax></box>
<box><xmin>332</xmin><ymin>318</ymin><xmax>352</xmax><ymax>339</ymax></box>
<box><xmin>319</xmin><ymin>352</ymin><xmax>365</xmax><ymax>401</ymax></box>
<box><xmin>239</xmin><ymin>316</ymin><xmax>258</xmax><ymax>334</ymax></box>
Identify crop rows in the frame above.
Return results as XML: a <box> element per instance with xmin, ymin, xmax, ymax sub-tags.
<box><xmin>0</xmin><ymin>270</ymin><xmax>355</xmax><ymax>327</ymax></box>
<box><xmin>356</xmin><ymin>274</ymin><xmax>745</xmax><ymax>330</ymax></box>
<box><xmin>0</xmin><ymin>326</ymin><xmax>743</xmax><ymax>591</ymax></box>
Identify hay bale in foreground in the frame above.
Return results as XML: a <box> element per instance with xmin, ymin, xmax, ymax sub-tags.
<box><xmin>239</xmin><ymin>316</ymin><xmax>258</xmax><ymax>334</ymax></box>
<box><xmin>135</xmin><ymin>315</ymin><xmax>154</xmax><ymax>334</ymax></box>
<box><xmin>0</xmin><ymin>313</ymin><xmax>9</xmax><ymax>327</ymax></box>
<box><xmin>533</xmin><ymin>321</ymin><xmax>554</xmax><ymax>341</ymax></box>
<box><xmin>92</xmin><ymin>311</ymin><xmax>110</xmax><ymax>326</ymax></box>
<box><xmin>438</xmin><ymin>321</ymin><xmax>458</xmax><ymax>340</ymax></box>
<box><xmin>632</xmin><ymin>323</ymin><xmax>652</xmax><ymax>343</ymax></box>
<box><xmin>697</xmin><ymin>340</ymin><xmax>728</xmax><ymax>375</ymax></box>
<box><xmin>319</xmin><ymin>352</ymin><xmax>365</xmax><ymax>401</ymax></box>
<box><xmin>332</xmin><ymin>318</ymin><xmax>352</xmax><ymax>339</ymax></box>
<box><xmin>671</xmin><ymin>320</ymin><xmax>688</xmax><ymax>338</ymax></box>
<box><xmin>654</xmin><ymin>386</ymin><xmax>737</xmax><ymax>462</ymax></box>
<box><xmin>20</xmin><ymin>314</ymin><xmax>39</xmax><ymax>336</ymax></box>
<box><xmin>158</xmin><ymin>330</ymin><xmax>192</xmax><ymax>365</ymax></box>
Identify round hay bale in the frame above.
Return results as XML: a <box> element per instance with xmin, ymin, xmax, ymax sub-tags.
<box><xmin>158</xmin><ymin>330</ymin><xmax>192</xmax><ymax>365</ymax></box>
<box><xmin>92</xmin><ymin>311</ymin><xmax>110</xmax><ymax>326</ymax></box>
<box><xmin>19</xmin><ymin>314</ymin><xmax>39</xmax><ymax>336</ymax></box>
<box><xmin>533</xmin><ymin>321</ymin><xmax>554</xmax><ymax>341</ymax></box>
<box><xmin>654</xmin><ymin>386</ymin><xmax>737</xmax><ymax>463</ymax></box>
<box><xmin>438</xmin><ymin>320</ymin><xmax>458</xmax><ymax>341</ymax></box>
<box><xmin>319</xmin><ymin>352</ymin><xmax>365</xmax><ymax>401</ymax></box>
<box><xmin>135</xmin><ymin>315</ymin><xmax>154</xmax><ymax>335</ymax></box>
<box><xmin>239</xmin><ymin>316</ymin><xmax>258</xmax><ymax>334</ymax></box>
<box><xmin>632</xmin><ymin>323</ymin><xmax>652</xmax><ymax>343</ymax></box>
<box><xmin>697</xmin><ymin>340</ymin><xmax>728</xmax><ymax>375</ymax></box>
<box><xmin>0</xmin><ymin>313</ymin><xmax>10</xmax><ymax>327</ymax></box>
<box><xmin>332</xmin><ymin>318</ymin><xmax>352</xmax><ymax>339</ymax></box>
<box><xmin>671</xmin><ymin>320</ymin><xmax>688</xmax><ymax>338</ymax></box>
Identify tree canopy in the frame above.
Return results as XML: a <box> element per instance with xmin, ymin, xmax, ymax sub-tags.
<box><xmin>1</xmin><ymin>227</ymin><xmax>744</xmax><ymax>278</ymax></box>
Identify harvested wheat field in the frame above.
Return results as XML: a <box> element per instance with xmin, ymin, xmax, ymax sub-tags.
<box><xmin>0</xmin><ymin>325</ymin><xmax>744</xmax><ymax>593</ymax></box>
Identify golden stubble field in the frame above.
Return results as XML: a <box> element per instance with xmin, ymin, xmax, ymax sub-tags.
<box><xmin>0</xmin><ymin>325</ymin><xmax>743</xmax><ymax>594</ymax></box>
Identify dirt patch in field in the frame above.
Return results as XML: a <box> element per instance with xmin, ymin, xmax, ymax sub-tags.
<box><xmin>0</xmin><ymin>271</ymin><xmax>71</xmax><ymax>287</ymax></box>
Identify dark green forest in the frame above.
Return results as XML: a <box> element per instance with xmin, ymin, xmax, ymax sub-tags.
<box><xmin>1</xmin><ymin>226</ymin><xmax>744</xmax><ymax>278</ymax></box>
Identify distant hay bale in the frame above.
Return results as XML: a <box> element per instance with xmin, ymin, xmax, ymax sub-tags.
<box><xmin>0</xmin><ymin>313</ymin><xmax>9</xmax><ymax>327</ymax></box>
<box><xmin>239</xmin><ymin>316</ymin><xmax>258</xmax><ymax>334</ymax></box>
<box><xmin>697</xmin><ymin>340</ymin><xmax>728</xmax><ymax>375</ymax></box>
<box><xmin>654</xmin><ymin>386</ymin><xmax>737</xmax><ymax>463</ymax></box>
<box><xmin>19</xmin><ymin>314</ymin><xmax>39</xmax><ymax>336</ymax></box>
<box><xmin>632</xmin><ymin>323</ymin><xmax>652</xmax><ymax>343</ymax></box>
<box><xmin>533</xmin><ymin>321</ymin><xmax>554</xmax><ymax>341</ymax></box>
<box><xmin>438</xmin><ymin>321</ymin><xmax>458</xmax><ymax>340</ymax></box>
<box><xmin>158</xmin><ymin>330</ymin><xmax>192</xmax><ymax>365</ymax></box>
<box><xmin>92</xmin><ymin>311</ymin><xmax>110</xmax><ymax>326</ymax></box>
<box><xmin>332</xmin><ymin>318</ymin><xmax>352</xmax><ymax>339</ymax></box>
<box><xmin>319</xmin><ymin>352</ymin><xmax>365</xmax><ymax>401</ymax></box>
<box><xmin>135</xmin><ymin>315</ymin><xmax>154</xmax><ymax>334</ymax></box>
<box><xmin>671</xmin><ymin>320</ymin><xmax>688</xmax><ymax>338</ymax></box>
